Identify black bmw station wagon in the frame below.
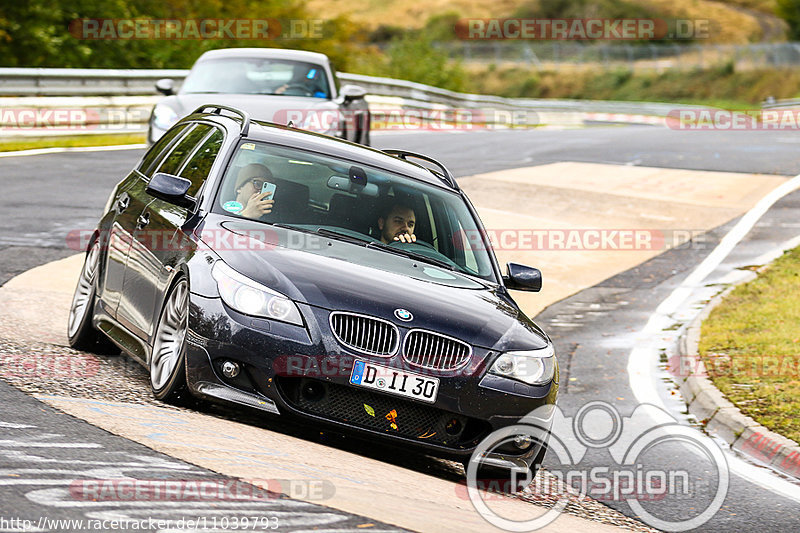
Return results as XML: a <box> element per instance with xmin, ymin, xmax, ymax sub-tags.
<box><xmin>67</xmin><ymin>105</ymin><xmax>558</xmax><ymax>480</ymax></box>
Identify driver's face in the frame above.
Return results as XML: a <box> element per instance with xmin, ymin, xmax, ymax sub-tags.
<box><xmin>379</xmin><ymin>206</ymin><xmax>416</xmax><ymax>244</ymax></box>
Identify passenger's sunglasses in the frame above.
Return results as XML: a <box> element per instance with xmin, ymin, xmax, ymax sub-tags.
<box><xmin>250</xmin><ymin>178</ymin><xmax>269</xmax><ymax>189</ymax></box>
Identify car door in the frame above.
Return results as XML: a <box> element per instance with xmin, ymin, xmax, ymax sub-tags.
<box><xmin>101</xmin><ymin>124</ymin><xmax>189</xmax><ymax>318</ymax></box>
<box><xmin>117</xmin><ymin>122</ymin><xmax>224</xmax><ymax>342</ymax></box>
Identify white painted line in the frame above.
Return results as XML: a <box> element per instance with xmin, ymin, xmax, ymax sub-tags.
<box><xmin>628</xmin><ymin>170</ymin><xmax>800</xmax><ymax>409</ymax></box>
<box><xmin>727</xmin><ymin>455</ymin><xmax>800</xmax><ymax>502</ymax></box>
<box><xmin>0</xmin><ymin>144</ymin><xmax>146</xmax><ymax>158</ymax></box>
<box><xmin>0</xmin><ymin>422</ymin><xmax>35</xmax><ymax>429</ymax></box>
<box><xmin>627</xmin><ymin>171</ymin><xmax>800</xmax><ymax>500</ymax></box>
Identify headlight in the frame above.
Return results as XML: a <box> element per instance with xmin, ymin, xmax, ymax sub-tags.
<box><xmin>489</xmin><ymin>344</ymin><xmax>556</xmax><ymax>385</ymax></box>
<box><xmin>211</xmin><ymin>261</ymin><xmax>303</xmax><ymax>326</ymax></box>
<box><xmin>152</xmin><ymin>104</ymin><xmax>179</xmax><ymax>130</ymax></box>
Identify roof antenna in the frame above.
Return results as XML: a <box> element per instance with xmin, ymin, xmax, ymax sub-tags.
<box><xmin>287</xmin><ymin>120</ymin><xmax>295</xmax><ymax>128</ymax></box>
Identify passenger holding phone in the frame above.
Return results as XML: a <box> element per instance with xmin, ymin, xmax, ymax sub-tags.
<box><xmin>233</xmin><ymin>163</ymin><xmax>276</xmax><ymax>219</ymax></box>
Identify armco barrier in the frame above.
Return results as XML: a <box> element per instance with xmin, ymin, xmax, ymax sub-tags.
<box><xmin>0</xmin><ymin>67</ymin><xmax>708</xmax><ymax>136</ymax></box>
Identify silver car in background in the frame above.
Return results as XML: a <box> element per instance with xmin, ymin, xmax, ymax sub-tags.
<box><xmin>149</xmin><ymin>48</ymin><xmax>371</xmax><ymax>145</ymax></box>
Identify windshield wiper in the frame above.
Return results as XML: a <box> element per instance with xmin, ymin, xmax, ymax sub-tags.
<box><xmin>270</xmin><ymin>225</ymin><xmax>375</xmax><ymax>247</ymax></box>
<box><xmin>366</xmin><ymin>241</ymin><xmax>458</xmax><ymax>272</ymax></box>
<box><xmin>316</xmin><ymin>228</ymin><xmax>374</xmax><ymax>245</ymax></box>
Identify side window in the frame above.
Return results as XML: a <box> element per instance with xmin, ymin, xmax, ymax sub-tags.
<box><xmin>178</xmin><ymin>128</ymin><xmax>224</xmax><ymax>197</ymax></box>
<box><xmin>139</xmin><ymin>124</ymin><xmax>189</xmax><ymax>177</ymax></box>
<box><xmin>156</xmin><ymin>124</ymin><xmax>213</xmax><ymax>176</ymax></box>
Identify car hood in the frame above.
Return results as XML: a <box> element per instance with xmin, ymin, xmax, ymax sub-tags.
<box><xmin>165</xmin><ymin>93</ymin><xmax>340</xmax><ymax>125</ymax></box>
<box><xmin>199</xmin><ymin>218</ymin><xmax>548</xmax><ymax>351</ymax></box>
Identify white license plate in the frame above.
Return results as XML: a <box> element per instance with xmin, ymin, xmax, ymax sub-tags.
<box><xmin>349</xmin><ymin>360</ymin><xmax>439</xmax><ymax>403</ymax></box>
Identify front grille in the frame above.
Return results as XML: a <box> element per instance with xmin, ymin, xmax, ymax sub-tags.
<box><xmin>403</xmin><ymin>330</ymin><xmax>472</xmax><ymax>370</ymax></box>
<box><xmin>329</xmin><ymin>312</ymin><xmax>398</xmax><ymax>356</ymax></box>
<box><xmin>277</xmin><ymin>377</ymin><xmax>488</xmax><ymax>448</ymax></box>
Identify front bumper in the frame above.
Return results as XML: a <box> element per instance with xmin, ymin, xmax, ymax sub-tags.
<box><xmin>185</xmin><ymin>294</ymin><xmax>558</xmax><ymax>464</ymax></box>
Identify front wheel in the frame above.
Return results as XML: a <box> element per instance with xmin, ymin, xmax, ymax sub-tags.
<box><xmin>150</xmin><ymin>278</ymin><xmax>190</xmax><ymax>404</ymax></box>
<box><xmin>67</xmin><ymin>240</ymin><xmax>115</xmax><ymax>353</ymax></box>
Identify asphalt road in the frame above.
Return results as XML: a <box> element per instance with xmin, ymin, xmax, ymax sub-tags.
<box><xmin>1</xmin><ymin>125</ymin><xmax>800</xmax><ymax>531</ymax></box>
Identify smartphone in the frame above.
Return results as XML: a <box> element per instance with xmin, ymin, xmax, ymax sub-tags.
<box><xmin>261</xmin><ymin>181</ymin><xmax>277</xmax><ymax>198</ymax></box>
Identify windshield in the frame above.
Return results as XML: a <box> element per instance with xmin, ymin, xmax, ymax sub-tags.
<box><xmin>212</xmin><ymin>141</ymin><xmax>498</xmax><ymax>283</ymax></box>
<box><xmin>181</xmin><ymin>58</ymin><xmax>331</xmax><ymax>98</ymax></box>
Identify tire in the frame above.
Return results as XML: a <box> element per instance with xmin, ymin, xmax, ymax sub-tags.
<box><xmin>149</xmin><ymin>277</ymin><xmax>190</xmax><ymax>404</ymax></box>
<box><xmin>67</xmin><ymin>240</ymin><xmax>116</xmax><ymax>354</ymax></box>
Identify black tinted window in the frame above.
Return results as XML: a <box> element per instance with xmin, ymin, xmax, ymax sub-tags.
<box><xmin>139</xmin><ymin>124</ymin><xmax>188</xmax><ymax>177</ymax></box>
<box><xmin>179</xmin><ymin>128</ymin><xmax>224</xmax><ymax>196</ymax></box>
<box><xmin>157</xmin><ymin>124</ymin><xmax>213</xmax><ymax>176</ymax></box>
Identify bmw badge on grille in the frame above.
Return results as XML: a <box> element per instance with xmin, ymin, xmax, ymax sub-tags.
<box><xmin>394</xmin><ymin>309</ymin><xmax>413</xmax><ymax>321</ymax></box>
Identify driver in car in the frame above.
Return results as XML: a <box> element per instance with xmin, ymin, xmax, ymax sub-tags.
<box><xmin>274</xmin><ymin>66</ymin><xmax>327</xmax><ymax>98</ymax></box>
<box><xmin>233</xmin><ymin>163</ymin><xmax>275</xmax><ymax>220</ymax></box>
<box><xmin>378</xmin><ymin>202</ymin><xmax>416</xmax><ymax>244</ymax></box>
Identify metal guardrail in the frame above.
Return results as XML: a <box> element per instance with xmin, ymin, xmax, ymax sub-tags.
<box><xmin>762</xmin><ymin>97</ymin><xmax>800</xmax><ymax>109</ymax></box>
<box><xmin>0</xmin><ymin>68</ymin><xmax>189</xmax><ymax>96</ymax></box>
<box><xmin>0</xmin><ymin>67</ymin><xmax>705</xmax><ymax>136</ymax></box>
<box><xmin>0</xmin><ymin>67</ymin><xmax>703</xmax><ymax>114</ymax></box>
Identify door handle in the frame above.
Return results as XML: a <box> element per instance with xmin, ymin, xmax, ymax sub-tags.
<box><xmin>136</xmin><ymin>212</ymin><xmax>150</xmax><ymax>230</ymax></box>
<box><xmin>116</xmin><ymin>195</ymin><xmax>130</xmax><ymax>212</ymax></box>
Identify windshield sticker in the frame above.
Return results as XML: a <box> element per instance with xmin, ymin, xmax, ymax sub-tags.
<box><xmin>240</xmin><ymin>143</ymin><xmax>255</xmax><ymax>150</ymax></box>
<box><xmin>423</xmin><ymin>266</ymin><xmax>457</xmax><ymax>280</ymax></box>
<box><xmin>222</xmin><ymin>200</ymin><xmax>243</xmax><ymax>214</ymax></box>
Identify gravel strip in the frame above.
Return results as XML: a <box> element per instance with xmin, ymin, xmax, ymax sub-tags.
<box><xmin>0</xmin><ymin>335</ymin><xmax>658</xmax><ymax>532</ymax></box>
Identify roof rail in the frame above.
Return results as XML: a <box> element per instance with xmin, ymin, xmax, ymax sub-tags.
<box><xmin>191</xmin><ymin>104</ymin><xmax>251</xmax><ymax>136</ymax></box>
<box><xmin>382</xmin><ymin>149</ymin><xmax>458</xmax><ymax>190</ymax></box>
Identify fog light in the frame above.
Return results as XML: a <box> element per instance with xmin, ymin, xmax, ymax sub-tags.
<box><xmin>221</xmin><ymin>360</ymin><xmax>240</xmax><ymax>379</ymax></box>
<box><xmin>301</xmin><ymin>380</ymin><xmax>325</xmax><ymax>402</ymax></box>
<box><xmin>513</xmin><ymin>434</ymin><xmax>533</xmax><ymax>450</ymax></box>
<box><xmin>445</xmin><ymin>418</ymin><xmax>463</xmax><ymax>435</ymax></box>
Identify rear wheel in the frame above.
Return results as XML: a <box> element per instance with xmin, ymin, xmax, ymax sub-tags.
<box><xmin>67</xmin><ymin>240</ymin><xmax>116</xmax><ymax>353</ymax></box>
<box><xmin>150</xmin><ymin>278</ymin><xmax>190</xmax><ymax>404</ymax></box>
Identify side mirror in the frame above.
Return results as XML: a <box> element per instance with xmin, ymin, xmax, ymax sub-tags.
<box><xmin>503</xmin><ymin>262</ymin><xmax>542</xmax><ymax>292</ymax></box>
<box><xmin>155</xmin><ymin>78</ymin><xmax>175</xmax><ymax>96</ymax></box>
<box><xmin>340</xmin><ymin>84</ymin><xmax>367</xmax><ymax>103</ymax></box>
<box><xmin>146</xmin><ymin>172</ymin><xmax>195</xmax><ymax>209</ymax></box>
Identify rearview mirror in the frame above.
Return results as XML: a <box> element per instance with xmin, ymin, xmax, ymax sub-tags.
<box><xmin>146</xmin><ymin>172</ymin><xmax>195</xmax><ymax>209</ymax></box>
<box><xmin>503</xmin><ymin>262</ymin><xmax>542</xmax><ymax>292</ymax></box>
<box><xmin>327</xmin><ymin>175</ymin><xmax>378</xmax><ymax>197</ymax></box>
<box><xmin>155</xmin><ymin>78</ymin><xmax>175</xmax><ymax>96</ymax></box>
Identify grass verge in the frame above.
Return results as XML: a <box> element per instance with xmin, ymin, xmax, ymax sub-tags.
<box><xmin>0</xmin><ymin>133</ymin><xmax>146</xmax><ymax>153</ymax></box>
<box><xmin>699</xmin><ymin>246</ymin><xmax>800</xmax><ymax>443</ymax></box>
